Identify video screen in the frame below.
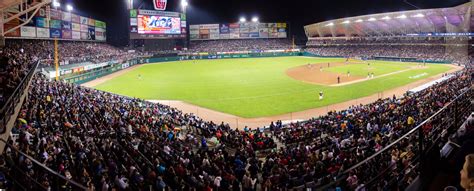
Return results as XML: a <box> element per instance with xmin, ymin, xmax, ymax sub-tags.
<box><xmin>137</xmin><ymin>15</ymin><xmax>181</xmax><ymax>34</ymax></box>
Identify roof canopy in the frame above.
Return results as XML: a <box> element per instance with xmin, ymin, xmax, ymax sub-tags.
<box><xmin>304</xmin><ymin>2</ymin><xmax>473</xmax><ymax>38</ymax></box>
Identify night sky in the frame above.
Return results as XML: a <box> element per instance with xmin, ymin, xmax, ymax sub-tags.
<box><xmin>61</xmin><ymin>0</ymin><xmax>470</xmax><ymax>46</ymax></box>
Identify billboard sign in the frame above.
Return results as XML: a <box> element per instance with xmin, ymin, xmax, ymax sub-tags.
<box><xmin>153</xmin><ymin>0</ymin><xmax>167</xmax><ymax>10</ymax></box>
<box><xmin>50</xmin><ymin>20</ymin><xmax>61</xmax><ymax>29</ymax></box>
<box><xmin>20</xmin><ymin>26</ymin><xmax>36</xmax><ymax>37</ymax></box>
<box><xmin>62</xmin><ymin>29</ymin><xmax>72</xmax><ymax>39</ymax></box>
<box><xmin>36</xmin><ymin>28</ymin><xmax>50</xmax><ymax>38</ymax></box>
<box><xmin>36</xmin><ymin>17</ymin><xmax>49</xmax><ymax>28</ymax></box>
<box><xmin>137</xmin><ymin>15</ymin><xmax>180</xmax><ymax>34</ymax></box>
<box><xmin>50</xmin><ymin>28</ymin><xmax>62</xmax><ymax>38</ymax></box>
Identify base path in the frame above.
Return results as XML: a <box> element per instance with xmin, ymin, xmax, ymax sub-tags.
<box><xmin>150</xmin><ymin>64</ymin><xmax>463</xmax><ymax>129</ymax></box>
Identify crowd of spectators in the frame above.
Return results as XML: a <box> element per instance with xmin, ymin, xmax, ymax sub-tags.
<box><xmin>0</xmin><ymin>40</ymin><xmax>43</xmax><ymax>107</ymax></box>
<box><xmin>306</xmin><ymin>38</ymin><xmax>473</xmax><ymax>65</ymax></box>
<box><xmin>2</xmin><ymin>67</ymin><xmax>471</xmax><ymax>190</ymax></box>
<box><xmin>188</xmin><ymin>39</ymin><xmax>293</xmax><ymax>53</ymax></box>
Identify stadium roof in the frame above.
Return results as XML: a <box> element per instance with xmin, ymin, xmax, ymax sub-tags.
<box><xmin>304</xmin><ymin>2</ymin><xmax>473</xmax><ymax>38</ymax></box>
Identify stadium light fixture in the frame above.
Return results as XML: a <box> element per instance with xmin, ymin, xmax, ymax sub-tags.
<box><xmin>355</xmin><ymin>19</ymin><xmax>363</xmax><ymax>23</ymax></box>
<box><xmin>52</xmin><ymin>1</ymin><xmax>60</xmax><ymax>7</ymax></box>
<box><xmin>325</xmin><ymin>22</ymin><xmax>334</xmax><ymax>26</ymax></box>
<box><xmin>342</xmin><ymin>20</ymin><xmax>351</xmax><ymax>24</ymax></box>
<box><xmin>181</xmin><ymin>0</ymin><xmax>188</xmax><ymax>8</ymax></box>
<box><xmin>396</xmin><ymin>14</ymin><xmax>407</xmax><ymax>19</ymax></box>
<box><xmin>412</xmin><ymin>13</ymin><xmax>424</xmax><ymax>18</ymax></box>
<box><xmin>381</xmin><ymin>16</ymin><xmax>391</xmax><ymax>20</ymax></box>
<box><xmin>239</xmin><ymin>17</ymin><xmax>246</xmax><ymax>23</ymax></box>
<box><xmin>66</xmin><ymin>4</ymin><xmax>73</xmax><ymax>11</ymax></box>
<box><xmin>251</xmin><ymin>17</ymin><xmax>259</xmax><ymax>23</ymax></box>
<box><xmin>367</xmin><ymin>17</ymin><xmax>376</xmax><ymax>21</ymax></box>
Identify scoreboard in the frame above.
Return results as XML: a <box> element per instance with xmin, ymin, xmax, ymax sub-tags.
<box><xmin>129</xmin><ymin>9</ymin><xmax>186</xmax><ymax>39</ymax></box>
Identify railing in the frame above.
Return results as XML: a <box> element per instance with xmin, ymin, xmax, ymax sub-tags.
<box><xmin>316</xmin><ymin>88</ymin><xmax>472</xmax><ymax>190</ymax></box>
<box><xmin>0</xmin><ymin>139</ymin><xmax>88</xmax><ymax>190</ymax></box>
<box><xmin>0</xmin><ymin>60</ymin><xmax>40</xmax><ymax>134</ymax></box>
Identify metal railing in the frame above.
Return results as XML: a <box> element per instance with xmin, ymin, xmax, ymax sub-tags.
<box><xmin>316</xmin><ymin>87</ymin><xmax>472</xmax><ymax>190</ymax></box>
<box><xmin>0</xmin><ymin>139</ymin><xmax>88</xmax><ymax>190</ymax></box>
<box><xmin>0</xmin><ymin>60</ymin><xmax>40</xmax><ymax>133</ymax></box>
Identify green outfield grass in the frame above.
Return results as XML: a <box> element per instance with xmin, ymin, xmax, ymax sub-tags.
<box><xmin>93</xmin><ymin>56</ymin><xmax>451</xmax><ymax>118</ymax></box>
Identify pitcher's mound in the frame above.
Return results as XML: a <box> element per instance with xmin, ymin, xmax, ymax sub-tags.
<box><xmin>286</xmin><ymin>63</ymin><xmax>364</xmax><ymax>85</ymax></box>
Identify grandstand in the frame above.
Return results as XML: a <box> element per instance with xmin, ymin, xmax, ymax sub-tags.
<box><xmin>0</xmin><ymin>0</ymin><xmax>472</xmax><ymax>191</ymax></box>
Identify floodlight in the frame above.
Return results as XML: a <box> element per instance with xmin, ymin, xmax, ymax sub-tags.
<box><xmin>251</xmin><ymin>17</ymin><xmax>258</xmax><ymax>23</ymax></box>
<box><xmin>66</xmin><ymin>4</ymin><xmax>73</xmax><ymax>11</ymax></box>
<box><xmin>381</xmin><ymin>16</ymin><xmax>391</xmax><ymax>20</ymax></box>
<box><xmin>181</xmin><ymin>0</ymin><xmax>188</xmax><ymax>8</ymax></box>
<box><xmin>239</xmin><ymin>17</ymin><xmax>246</xmax><ymax>22</ymax></box>
<box><xmin>52</xmin><ymin>1</ymin><xmax>60</xmax><ymax>7</ymax></box>
<box><xmin>355</xmin><ymin>19</ymin><xmax>363</xmax><ymax>23</ymax></box>
<box><xmin>396</xmin><ymin>14</ymin><xmax>407</xmax><ymax>19</ymax></box>
<box><xmin>367</xmin><ymin>17</ymin><xmax>376</xmax><ymax>21</ymax></box>
<box><xmin>412</xmin><ymin>13</ymin><xmax>424</xmax><ymax>18</ymax></box>
<box><xmin>342</xmin><ymin>20</ymin><xmax>351</xmax><ymax>24</ymax></box>
<box><xmin>325</xmin><ymin>22</ymin><xmax>334</xmax><ymax>26</ymax></box>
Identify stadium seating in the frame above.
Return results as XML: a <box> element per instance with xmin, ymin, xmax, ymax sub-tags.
<box><xmin>1</xmin><ymin>66</ymin><xmax>471</xmax><ymax>190</ymax></box>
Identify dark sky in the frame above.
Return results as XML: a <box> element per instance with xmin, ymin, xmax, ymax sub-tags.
<box><xmin>62</xmin><ymin>0</ymin><xmax>470</xmax><ymax>46</ymax></box>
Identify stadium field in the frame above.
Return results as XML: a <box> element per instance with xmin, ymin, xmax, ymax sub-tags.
<box><xmin>93</xmin><ymin>56</ymin><xmax>452</xmax><ymax>118</ymax></box>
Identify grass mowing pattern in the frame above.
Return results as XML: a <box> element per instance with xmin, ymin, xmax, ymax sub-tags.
<box><xmin>94</xmin><ymin>57</ymin><xmax>451</xmax><ymax>118</ymax></box>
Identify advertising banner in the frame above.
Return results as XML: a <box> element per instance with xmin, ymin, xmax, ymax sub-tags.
<box><xmin>229</xmin><ymin>23</ymin><xmax>239</xmax><ymax>28</ymax></box>
<box><xmin>50</xmin><ymin>28</ymin><xmax>62</xmax><ymax>38</ymax></box>
<box><xmin>239</xmin><ymin>33</ymin><xmax>249</xmax><ymax>38</ymax></box>
<box><xmin>278</xmin><ymin>28</ymin><xmax>286</xmax><ymax>32</ymax></box>
<box><xmin>219</xmin><ymin>24</ymin><xmax>229</xmax><ymax>34</ymax></box>
<box><xmin>50</xmin><ymin>9</ymin><xmax>62</xmax><ymax>20</ymax></box>
<box><xmin>81</xmin><ymin>24</ymin><xmax>89</xmax><ymax>32</ymax></box>
<box><xmin>81</xmin><ymin>32</ymin><xmax>88</xmax><ymax>40</ymax></box>
<box><xmin>88</xmin><ymin>27</ymin><xmax>96</xmax><ymax>40</ymax></box>
<box><xmin>62</xmin><ymin>12</ymin><xmax>71</xmax><ymax>21</ymax></box>
<box><xmin>71</xmin><ymin>14</ymin><xmax>80</xmax><ymax>23</ymax></box>
<box><xmin>72</xmin><ymin>31</ymin><xmax>81</xmax><ymax>39</ymax></box>
<box><xmin>190</xmin><ymin>25</ymin><xmax>199</xmax><ymax>29</ymax></box>
<box><xmin>249</xmin><ymin>24</ymin><xmax>258</xmax><ymax>32</ymax></box>
<box><xmin>137</xmin><ymin>15</ymin><xmax>181</xmax><ymax>34</ymax></box>
<box><xmin>62</xmin><ymin>29</ymin><xmax>72</xmax><ymax>39</ymax></box>
<box><xmin>199</xmin><ymin>34</ymin><xmax>209</xmax><ymax>39</ymax></box>
<box><xmin>230</xmin><ymin>33</ymin><xmax>239</xmax><ymax>39</ymax></box>
<box><xmin>190</xmin><ymin>34</ymin><xmax>199</xmax><ymax>39</ymax></box>
<box><xmin>36</xmin><ymin>27</ymin><xmax>50</xmax><ymax>38</ymax></box>
<box><xmin>50</xmin><ymin>20</ymin><xmax>62</xmax><ymax>29</ymax></box>
<box><xmin>80</xmin><ymin>16</ymin><xmax>88</xmax><ymax>25</ymax></box>
<box><xmin>62</xmin><ymin>21</ymin><xmax>71</xmax><ymax>30</ymax></box>
<box><xmin>259</xmin><ymin>28</ymin><xmax>269</xmax><ymax>38</ymax></box>
<box><xmin>96</xmin><ymin>31</ymin><xmax>106</xmax><ymax>41</ymax></box>
<box><xmin>278</xmin><ymin>32</ymin><xmax>287</xmax><ymax>38</ymax></box>
<box><xmin>210</xmin><ymin>33</ymin><xmax>219</xmax><ymax>39</ymax></box>
<box><xmin>209</xmin><ymin>28</ymin><xmax>219</xmax><ymax>34</ymax></box>
<box><xmin>199</xmin><ymin>29</ymin><xmax>209</xmax><ymax>35</ymax></box>
<box><xmin>88</xmin><ymin>18</ymin><xmax>95</xmax><ymax>26</ymax></box>
<box><xmin>4</xmin><ymin>24</ymin><xmax>20</xmax><ymax>37</ymax></box>
<box><xmin>95</xmin><ymin>20</ymin><xmax>106</xmax><ymax>28</ymax></box>
<box><xmin>130</xmin><ymin>18</ymin><xmax>137</xmax><ymax>26</ymax></box>
<box><xmin>21</xmin><ymin>26</ymin><xmax>36</xmax><ymax>37</ymax></box>
<box><xmin>153</xmin><ymin>0</ymin><xmax>167</xmax><ymax>10</ymax></box>
<box><xmin>249</xmin><ymin>32</ymin><xmax>259</xmax><ymax>38</ymax></box>
<box><xmin>190</xmin><ymin>28</ymin><xmax>199</xmax><ymax>34</ymax></box>
<box><xmin>36</xmin><ymin>17</ymin><xmax>49</xmax><ymax>28</ymax></box>
<box><xmin>72</xmin><ymin>23</ymin><xmax>81</xmax><ymax>31</ymax></box>
<box><xmin>219</xmin><ymin>34</ymin><xmax>230</xmax><ymax>39</ymax></box>
<box><xmin>130</xmin><ymin>9</ymin><xmax>138</xmax><ymax>17</ymax></box>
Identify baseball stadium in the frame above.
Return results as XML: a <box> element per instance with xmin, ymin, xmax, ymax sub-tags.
<box><xmin>0</xmin><ymin>0</ymin><xmax>473</xmax><ymax>190</ymax></box>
